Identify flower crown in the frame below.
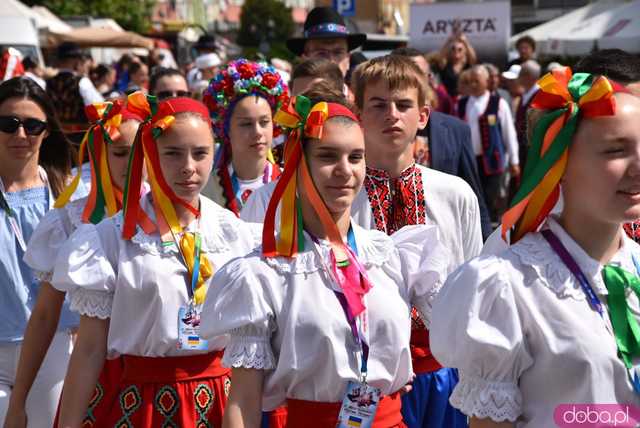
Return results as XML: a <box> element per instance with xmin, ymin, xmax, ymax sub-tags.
<box><xmin>203</xmin><ymin>59</ymin><xmax>289</xmax><ymax>145</ymax></box>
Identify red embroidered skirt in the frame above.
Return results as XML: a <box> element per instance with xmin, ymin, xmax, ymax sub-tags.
<box><xmin>104</xmin><ymin>351</ymin><xmax>231</xmax><ymax>427</ymax></box>
<box><xmin>53</xmin><ymin>357</ymin><xmax>124</xmax><ymax>428</ymax></box>
<box><xmin>285</xmin><ymin>391</ymin><xmax>405</xmax><ymax>428</ymax></box>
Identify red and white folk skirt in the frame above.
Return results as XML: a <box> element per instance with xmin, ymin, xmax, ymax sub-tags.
<box><xmin>103</xmin><ymin>351</ymin><xmax>230</xmax><ymax>427</ymax></box>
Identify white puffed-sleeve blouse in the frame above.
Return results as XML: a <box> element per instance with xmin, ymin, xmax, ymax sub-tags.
<box><xmin>431</xmin><ymin>216</ymin><xmax>640</xmax><ymax>427</ymax></box>
<box><xmin>24</xmin><ymin>197</ymin><xmax>88</xmax><ymax>282</ymax></box>
<box><xmin>50</xmin><ymin>194</ymin><xmax>256</xmax><ymax>357</ymax></box>
<box><xmin>200</xmin><ymin>223</ymin><xmax>450</xmax><ymax>410</ymax></box>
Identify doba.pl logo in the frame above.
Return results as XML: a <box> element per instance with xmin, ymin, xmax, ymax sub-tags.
<box><xmin>554</xmin><ymin>404</ymin><xmax>640</xmax><ymax>427</ymax></box>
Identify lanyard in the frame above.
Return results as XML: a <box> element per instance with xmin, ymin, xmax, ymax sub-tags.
<box><xmin>230</xmin><ymin>162</ymin><xmax>273</xmax><ymax>206</ymax></box>
<box><xmin>310</xmin><ymin>227</ymin><xmax>370</xmax><ymax>382</ymax></box>
<box><xmin>542</xmin><ymin>229</ymin><xmax>640</xmax><ymax>394</ymax></box>
<box><xmin>168</xmin><ymin>217</ymin><xmax>202</xmax><ymax>305</ymax></box>
<box><xmin>541</xmin><ymin>229</ymin><xmax>604</xmax><ymax>317</ymax></box>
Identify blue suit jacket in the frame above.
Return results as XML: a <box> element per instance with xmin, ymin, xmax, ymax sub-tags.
<box><xmin>420</xmin><ymin>111</ymin><xmax>493</xmax><ymax>239</ymax></box>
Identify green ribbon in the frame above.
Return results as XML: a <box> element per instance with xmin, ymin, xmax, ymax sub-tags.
<box><xmin>602</xmin><ymin>265</ymin><xmax>640</xmax><ymax>368</ymax></box>
<box><xmin>508</xmin><ymin>73</ymin><xmax>593</xmax><ymax>209</ymax></box>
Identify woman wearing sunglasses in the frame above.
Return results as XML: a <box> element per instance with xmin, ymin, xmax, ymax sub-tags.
<box><xmin>0</xmin><ymin>77</ymin><xmax>81</xmax><ymax>426</ymax></box>
<box><xmin>3</xmin><ymin>102</ymin><xmax>143</xmax><ymax>428</ymax></box>
<box><xmin>201</xmin><ymin>90</ymin><xmax>448</xmax><ymax>427</ymax></box>
<box><xmin>201</xmin><ymin>59</ymin><xmax>288</xmax><ymax>217</ymax></box>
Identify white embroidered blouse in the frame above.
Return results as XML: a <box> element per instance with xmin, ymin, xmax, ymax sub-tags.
<box><xmin>50</xmin><ymin>194</ymin><xmax>257</xmax><ymax>357</ymax></box>
<box><xmin>430</xmin><ymin>216</ymin><xmax>640</xmax><ymax>426</ymax></box>
<box><xmin>200</xmin><ymin>223</ymin><xmax>449</xmax><ymax>410</ymax></box>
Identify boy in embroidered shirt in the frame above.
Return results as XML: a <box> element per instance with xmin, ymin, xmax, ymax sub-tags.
<box><xmin>350</xmin><ymin>54</ymin><xmax>482</xmax><ymax>428</ymax></box>
<box><xmin>456</xmin><ymin>64</ymin><xmax>520</xmax><ymax>222</ymax></box>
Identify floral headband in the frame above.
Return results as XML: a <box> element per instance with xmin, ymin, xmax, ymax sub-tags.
<box><xmin>203</xmin><ymin>59</ymin><xmax>289</xmax><ymax>165</ymax></box>
<box><xmin>502</xmin><ymin>67</ymin><xmax>619</xmax><ymax>243</ymax></box>
<box><xmin>54</xmin><ymin>101</ymin><xmax>125</xmax><ymax>224</ymax></box>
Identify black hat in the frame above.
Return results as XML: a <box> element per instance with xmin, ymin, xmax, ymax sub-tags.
<box><xmin>286</xmin><ymin>7</ymin><xmax>366</xmax><ymax>56</ymax></box>
<box><xmin>194</xmin><ymin>34</ymin><xmax>217</xmax><ymax>52</ymax></box>
<box><xmin>57</xmin><ymin>42</ymin><xmax>84</xmax><ymax>60</ymax></box>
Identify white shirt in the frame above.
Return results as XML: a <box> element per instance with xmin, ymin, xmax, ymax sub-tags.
<box><xmin>201</xmin><ymin>223</ymin><xmax>449</xmax><ymax>410</ymax></box>
<box><xmin>431</xmin><ymin>216</ymin><xmax>640</xmax><ymax>426</ymax></box>
<box><xmin>51</xmin><ymin>194</ymin><xmax>257</xmax><ymax>357</ymax></box>
<box><xmin>202</xmin><ymin>165</ymin><xmax>275</xmax><ymax>214</ymax></box>
<box><xmin>464</xmin><ymin>91</ymin><xmax>519</xmax><ymax>166</ymax></box>
<box><xmin>243</xmin><ymin>165</ymin><xmax>483</xmax><ymax>268</ymax></box>
<box><xmin>24</xmin><ymin>197</ymin><xmax>88</xmax><ymax>282</ymax></box>
<box><xmin>78</xmin><ymin>76</ymin><xmax>104</xmax><ymax>106</ymax></box>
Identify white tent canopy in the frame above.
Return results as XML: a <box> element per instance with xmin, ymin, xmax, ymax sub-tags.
<box><xmin>510</xmin><ymin>0</ymin><xmax>635</xmax><ymax>55</ymax></box>
<box><xmin>567</xmin><ymin>0</ymin><xmax>640</xmax><ymax>53</ymax></box>
<box><xmin>2</xmin><ymin>0</ymin><xmax>71</xmax><ymax>33</ymax></box>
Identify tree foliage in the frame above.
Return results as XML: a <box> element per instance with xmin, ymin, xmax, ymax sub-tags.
<box><xmin>24</xmin><ymin>0</ymin><xmax>155</xmax><ymax>34</ymax></box>
<box><xmin>237</xmin><ymin>0</ymin><xmax>294</xmax><ymax>50</ymax></box>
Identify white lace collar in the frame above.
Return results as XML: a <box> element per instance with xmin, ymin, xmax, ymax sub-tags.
<box><xmin>509</xmin><ymin>215</ymin><xmax>640</xmax><ymax>300</ymax></box>
<box><xmin>112</xmin><ymin>193</ymin><xmax>239</xmax><ymax>255</ymax></box>
<box><xmin>262</xmin><ymin>222</ymin><xmax>394</xmax><ymax>274</ymax></box>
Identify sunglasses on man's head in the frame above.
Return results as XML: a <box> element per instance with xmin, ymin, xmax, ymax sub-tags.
<box><xmin>0</xmin><ymin>116</ymin><xmax>48</xmax><ymax>136</ymax></box>
<box><xmin>156</xmin><ymin>90</ymin><xmax>191</xmax><ymax>101</ymax></box>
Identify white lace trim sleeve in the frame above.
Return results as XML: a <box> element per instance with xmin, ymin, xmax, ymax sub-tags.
<box><xmin>69</xmin><ymin>288</ymin><xmax>113</xmax><ymax>319</ymax></box>
<box><xmin>450</xmin><ymin>373</ymin><xmax>522</xmax><ymax>422</ymax></box>
<box><xmin>222</xmin><ymin>326</ymin><xmax>276</xmax><ymax>370</ymax></box>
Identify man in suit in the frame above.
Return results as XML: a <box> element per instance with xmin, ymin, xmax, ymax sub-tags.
<box><xmin>392</xmin><ymin>48</ymin><xmax>492</xmax><ymax>238</ymax></box>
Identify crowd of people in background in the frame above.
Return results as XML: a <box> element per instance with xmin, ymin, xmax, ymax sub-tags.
<box><xmin>1</xmin><ymin>4</ymin><xmax>640</xmax><ymax>428</ymax></box>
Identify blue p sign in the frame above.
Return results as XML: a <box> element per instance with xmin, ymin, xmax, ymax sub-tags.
<box><xmin>334</xmin><ymin>0</ymin><xmax>355</xmax><ymax>17</ymax></box>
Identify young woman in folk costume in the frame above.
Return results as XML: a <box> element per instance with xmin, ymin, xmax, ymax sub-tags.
<box><xmin>53</xmin><ymin>92</ymin><xmax>255</xmax><ymax>427</ymax></box>
<box><xmin>201</xmin><ymin>93</ymin><xmax>450</xmax><ymax>428</ymax></box>
<box><xmin>431</xmin><ymin>68</ymin><xmax>640</xmax><ymax>427</ymax></box>
<box><xmin>3</xmin><ymin>100</ymin><xmax>143</xmax><ymax>428</ymax></box>
<box><xmin>201</xmin><ymin>59</ymin><xmax>288</xmax><ymax>216</ymax></box>
<box><xmin>0</xmin><ymin>77</ymin><xmax>79</xmax><ymax>427</ymax></box>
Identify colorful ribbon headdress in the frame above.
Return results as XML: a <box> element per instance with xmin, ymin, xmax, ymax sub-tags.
<box><xmin>54</xmin><ymin>101</ymin><xmax>124</xmax><ymax>224</ymax></box>
<box><xmin>121</xmin><ymin>92</ymin><xmax>210</xmax><ymax>240</ymax></box>
<box><xmin>122</xmin><ymin>93</ymin><xmax>213</xmax><ymax>304</ymax></box>
<box><xmin>264</xmin><ymin>95</ymin><xmax>371</xmax><ymax>317</ymax></box>
<box><xmin>502</xmin><ymin>67</ymin><xmax>618</xmax><ymax>243</ymax></box>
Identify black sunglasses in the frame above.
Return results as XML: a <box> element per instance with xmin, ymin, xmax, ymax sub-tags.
<box><xmin>156</xmin><ymin>90</ymin><xmax>191</xmax><ymax>100</ymax></box>
<box><xmin>0</xmin><ymin>116</ymin><xmax>48</xmax><ymax>136</ymax></box>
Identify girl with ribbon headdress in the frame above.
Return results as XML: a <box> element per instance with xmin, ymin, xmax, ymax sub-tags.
<box><xmin>202</xmin><ymin>59</ymin><xmax>288</xmax><ymax>216</ymax></box>
<box><xmin>3</xmin><ymin>101</ymin><xmax>142</xmax><ymax>428</ymax></box>
<box><xmin>53</xmin><ymin>93</ymin><xmax>255</xmax><ymax>427</ymax></box>
<box><xmin>430</xmin><ymin>68</ymin><xmax>640</xmax><ymax>427</ymax></box>
<box><xmin>0</xmin><ymin>77</ymin><xmax>80</xmax><ymax>427</ymax></box>
<box><xmin>201</xmin><ymin>91</ymin><xmax>449</xmax><ymax>427</ymax></box>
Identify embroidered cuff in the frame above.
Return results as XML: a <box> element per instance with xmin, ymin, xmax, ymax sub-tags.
<box><xmin>222</xmin><ymin>330</ymin><xmax>275</xmax><ymax>370</ymax></box>
<box><xmin>450</xmin><ymin>373</ymin><xmax>522</xmax><ymax>422</ymax></box>
<box><xmin>69</xmin><ymin>289</ymin><xmax>113</xmax><ymax>319</ymax></box>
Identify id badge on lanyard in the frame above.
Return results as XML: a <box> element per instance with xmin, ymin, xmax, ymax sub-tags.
<box><xmin>310</xmin><ymin>229</ymin><xmax>382</xmax><ymax>427</ymax></box>
<box><xmin>173</xmin><ymin>223</ymin><xmax>208</xmax><ymax>351</ymax></box>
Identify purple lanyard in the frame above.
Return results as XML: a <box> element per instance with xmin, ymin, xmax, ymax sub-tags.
<box><xmin>309</xmin><ymin>227</ymin><xmax>370</xmax><ymax>379</ymax></box>
<box><xmin>541</xmin><ymin>229</ymin><xmax>604</xmax><ymax>317</ymax></box>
